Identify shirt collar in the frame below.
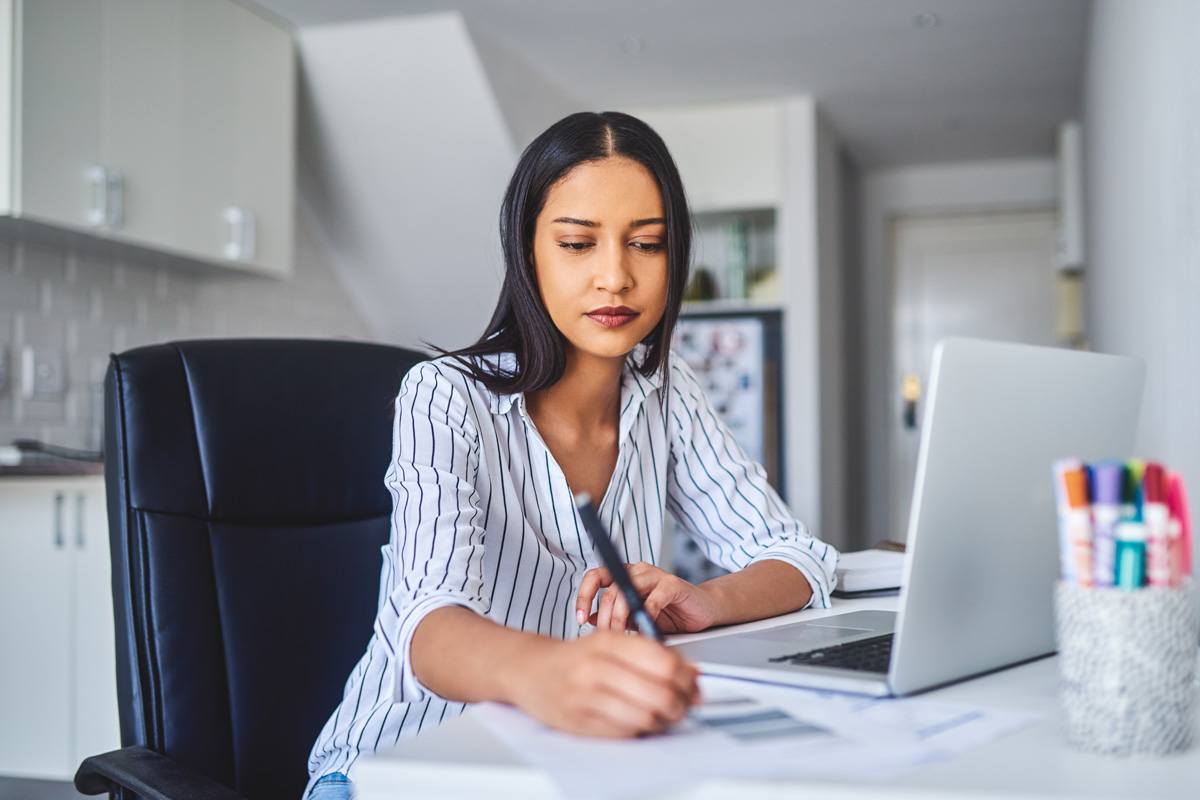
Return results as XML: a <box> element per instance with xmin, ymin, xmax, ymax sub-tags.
<box><xmin>484</xmin><ymin>343</ymin><xmax>663</xmax><ymax>418</ymax></box>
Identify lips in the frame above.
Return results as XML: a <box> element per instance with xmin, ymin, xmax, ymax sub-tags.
<box><xmin>585</xmin><ymin>305</ymin><xmax>639</xmax><ymax>329</ymax></box>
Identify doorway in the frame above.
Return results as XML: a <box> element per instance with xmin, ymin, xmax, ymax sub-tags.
<box><xmin>889</xmin><ymin>208</ymin><xmax>1061</xmax><ymax>538</ymax></box>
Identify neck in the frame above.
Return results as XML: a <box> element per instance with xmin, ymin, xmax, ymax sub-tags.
<box><xmin>526</xmin><ymin>347</ymin><xmax>624</xmax><ymax>433</ymax></box>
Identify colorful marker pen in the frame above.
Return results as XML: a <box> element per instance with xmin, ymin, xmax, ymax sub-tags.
<box><xmin>1167</xmin><ymin>472</ymin><xmax>1192</xmax><ymax>585</ymax></box>
<box><xmin>1091</xmin><ymin>462</ymin><xmax>1123</xmax><ymax>587</ymax></box>
<box><xmin>1121</xmin><ymin>462</ymin><xmax>1141</xmax><ymax>523</ymax></box>
<box><xmin>1142</xmin><ymin>463</ymin><xmax>1171</xmax><ymax>587</ymax></box>
<box><xmin>1064</xmin><ymin>467</ymin><xmax>1093</xmax><ymax>587</ymax></box>
<box><xmin>1054</xmin><ymin>459</ymin><xmax>1083</xmax><ymax>582</ymax></box>
<box><xmin>1127</xmin><ymin>458</ymin><xmax>1147</xmax><ymax>490</ymax></box>
<box><xmin>1115</xmin><ymin>521</ymin><xmax>1147</xmax><ymax>591</ymax></box>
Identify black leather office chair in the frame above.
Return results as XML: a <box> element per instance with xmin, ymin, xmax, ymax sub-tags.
<box><xmin>74</xmin><ymin>339</ymin><xmax>427</xmax><ymax>800</ymax></box>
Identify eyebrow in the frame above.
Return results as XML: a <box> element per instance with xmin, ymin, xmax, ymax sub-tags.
<box><xmin>551</xmin><ymin>216</ymin><xmax>666</xmax><ymax>228</ymax></box>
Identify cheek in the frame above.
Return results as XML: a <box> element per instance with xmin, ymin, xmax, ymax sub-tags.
<box><xmin>533</xmin><ymin>251</ymin><xmax>582</xmax><ymax>320</ymax></box>
<box><xmin>642</xmin><ymin>259</ymin><xmax>670</xmax><ymax>312</ymax></box>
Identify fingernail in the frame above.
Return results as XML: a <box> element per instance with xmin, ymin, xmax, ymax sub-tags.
<box><xmin>576</xmin><ymin>609</ymin><xmax>585</xmax><ymax>624</ymax></box>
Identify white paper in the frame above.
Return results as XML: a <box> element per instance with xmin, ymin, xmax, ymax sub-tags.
<box><xmin>834</xmin><ymin>550</ymin><xmax>905</xmax><ymax>592</ymax></box>
<box><xmin>473</xmin><ymin>676</ymin><xmax>1040</xmax><ymax>799</ymax></box>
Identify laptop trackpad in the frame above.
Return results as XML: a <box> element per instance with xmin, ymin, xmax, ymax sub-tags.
<box><xmin>740</xmin><ymin>611</ymin><xmax>896</xmax><ymax>647</ymax></box>
<box><xmin>744</xmin><ymin>625</ymin><xmax>869</xmax><ymax>647</ymax></box>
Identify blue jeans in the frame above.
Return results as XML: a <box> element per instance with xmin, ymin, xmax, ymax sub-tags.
<box><xmin>307</xmin><ymin>771</ymin><xmax>354</xmax><ymax>800</ymax></box>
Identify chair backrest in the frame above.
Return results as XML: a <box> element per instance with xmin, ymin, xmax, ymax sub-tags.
<box><xmin>104</xmin><ymin>338</ymin><xmax>426</xmax><ymax>800</ymax></box>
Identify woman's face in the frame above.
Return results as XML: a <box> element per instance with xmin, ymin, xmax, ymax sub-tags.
<box><xmin>531</xmin><ymin>156</ymin><xmax>669</xmax><ymax>363</ymax></box>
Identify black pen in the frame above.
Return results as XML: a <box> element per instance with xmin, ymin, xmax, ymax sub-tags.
<box><xmin>574</xmin><ymin>492</ymin><xmax>664</xmax><ymax>642</ymax></box>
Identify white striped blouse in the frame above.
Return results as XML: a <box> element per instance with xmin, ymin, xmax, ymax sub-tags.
<box><xmin>304</xmin><ymin>346</ymin><xmax>839</xmax><ymax>793</ymax></box>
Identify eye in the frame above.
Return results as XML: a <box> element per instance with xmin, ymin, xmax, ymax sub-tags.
<box><xmin>558</xmin><ymin>241</ymin><xmax>592</xmax><ymax>252</ymax></box>
<box><xmin>632</xmin><ymin>241</ymin><xmax>664</xmax><ymax>253</ymax></box>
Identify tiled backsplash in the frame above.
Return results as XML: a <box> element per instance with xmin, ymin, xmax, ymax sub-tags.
<box><xmin>0</xmin><ymin>216</ymin><xmax>373</xmax><ymax>452</ymax></box>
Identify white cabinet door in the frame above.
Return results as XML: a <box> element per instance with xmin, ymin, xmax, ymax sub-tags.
<box><xmin>177</xmin><ymin>0</ymin><xmax>294</xmax><ymax>275</ymax></box>
<box><xmin>0</xmin><ymin>483</ymin><xmax>73</xmax><ymax>779</ymax></box>
<box><xmin>16</xmin><ymin>0</ymin><xmax>104</xmax><ymax>229</ymax></box>
<box><xmin>228</xmin><ymin>1</ymin><xmax>295</xmax><ymax>275</ymax></box>
<box><xmin>175</xmin><ymin>0</ymin><xmax>237</xmax><ymax>266</ymax></box>
<box><xmin>70</xmin><ymin>483</ymin><xmax>120</xmax><ymax>768</ymax></box>
<box><xmin>99</xmin><ymin>0</ymin><xmax>185</xmax><ymax>253</ymax></box>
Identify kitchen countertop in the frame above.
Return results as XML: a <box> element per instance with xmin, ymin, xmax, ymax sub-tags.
<box><xmin>0</xmin><ymin>445</ymin><xmax>104</xmax><ymax>477</ymax></box>
<box><xmin>0</xmin><ymin>462</ymin><xmax>104</xmax><ymax>478</ymax></box>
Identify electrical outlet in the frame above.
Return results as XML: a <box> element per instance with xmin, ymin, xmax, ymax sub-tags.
<box><xmin>32</xmin><ymin>348</ymin><xmax>67</xmax><ymax>398</ymax></box>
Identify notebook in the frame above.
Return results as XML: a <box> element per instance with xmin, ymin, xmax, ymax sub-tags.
<box><xmin>833</xmin><ymin>549</ymin><xmax>905</xmax><ymax>594</ymax></box>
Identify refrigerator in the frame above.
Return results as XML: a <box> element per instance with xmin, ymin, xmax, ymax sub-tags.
<box><xmin>669</xmin><ymin>308</ymin><xmax>785</xmax><ymax>583</ymax></box>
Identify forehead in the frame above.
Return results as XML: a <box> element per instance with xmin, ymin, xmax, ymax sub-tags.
<box><xmin>541</xmin><ymin>156</ymin><xmax>663</xmax><ymax>217</ymax></box>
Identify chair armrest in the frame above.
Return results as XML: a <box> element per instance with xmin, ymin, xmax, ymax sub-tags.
<box><xmin>74</xmin><ymin>746</ymin><xmax>247</xmax><ymax>800</ymax></box>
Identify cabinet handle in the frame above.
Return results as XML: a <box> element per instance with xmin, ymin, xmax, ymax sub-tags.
<box><xmin>85</xmin><ymin>166</ymin><xmax>125</xmax><ymax>229</ymax></box>
<box><xmin>223</xmin><ymin>205</ymin><xmax>257</xmax><ymax>262</ymax></box>
<box><xmin>75</xmin><ymin>492</ymin><xmax>86</xmax><ymax>549</ymax></box>
<box><xmin>86</xmin><ymin>167</ymin><xmax>108</xmax><ymax>228</ymax></box>
<box><xmin>53</xmin><ymin>491</ymin><xmax>65</xmax><ymax>549</ymax></box>
<box><xmin>106</xmin><ymin>170</ymin><xmax>125</xmax><ymax>229</ymax></box>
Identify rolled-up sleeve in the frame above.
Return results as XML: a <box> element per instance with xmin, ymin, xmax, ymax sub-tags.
<box><xmin>664</xmin><ymin>356</ymin><xmax>839</xmax><ymax>608</ymax></box>
<box><xmin>375</xmin><ymin>361</ymin><xmax>489</xmax><ymax>704</ymax></box>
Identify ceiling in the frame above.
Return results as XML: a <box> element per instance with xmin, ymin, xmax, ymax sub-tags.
<box><xmin>252</xmin><ymin>0</ymin><xmax>1090</xmax><ymax>168</ymax></box>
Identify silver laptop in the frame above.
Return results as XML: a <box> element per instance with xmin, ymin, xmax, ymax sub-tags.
<box><xmin>673</xmin><ymin>337</ymin><xmax>1145</xmax><ymax>696</ymax></box>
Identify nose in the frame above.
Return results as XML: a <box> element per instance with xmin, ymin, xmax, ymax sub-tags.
<box><xmin>593</xmin><ymin>239</ymin><xmax>634</xmax><ymax>294</ymax></box>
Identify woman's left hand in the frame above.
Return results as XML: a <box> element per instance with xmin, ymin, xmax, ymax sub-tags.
<box><xmin>575</xmin><ymin>563</ymin><xmax>721</xmax><ymax>634</ymax></box>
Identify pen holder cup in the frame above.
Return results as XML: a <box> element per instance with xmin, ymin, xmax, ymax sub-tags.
<box><xmin>1054</xmin><ymin>580</ymin><xmax>1199</xmax><ymax>756</ymax></box>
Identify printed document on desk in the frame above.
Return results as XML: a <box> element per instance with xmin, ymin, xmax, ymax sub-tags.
<box><xmin>473</xmin><ymin>676</ymin><xmax>1040</xmax><ymax>799</ymax></box>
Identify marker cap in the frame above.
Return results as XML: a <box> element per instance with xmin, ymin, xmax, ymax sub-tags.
<box><xmin>1121</xmin><ymin>463</ymin><xmax>1140</xmax><ymax>505</ymax></box>
<box><xmin>1064</xmin><ymin>468</ymin><xmax>1090</xmax><ymax>508</ymax></box>
<box><xmin>1143</xmin><ymin>463</ymin><xmax>1167</xmax><ymax>504</ymax></box>
<box><xmin>1093</xmin><ymin>462</ymin><xmax>1123</xmax><ymax>505</ymax></box>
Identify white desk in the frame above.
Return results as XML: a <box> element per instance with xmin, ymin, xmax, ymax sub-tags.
<box><xmin>354</xmin><ymin>597</ymin><xmax>1199</xmax><ymax>799</ymax></box>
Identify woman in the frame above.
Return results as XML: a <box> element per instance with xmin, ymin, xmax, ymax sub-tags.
<box><xmin>304</xmin><ymin>111</ymin><xmax>838</xmax><ymax>799</ymax></box>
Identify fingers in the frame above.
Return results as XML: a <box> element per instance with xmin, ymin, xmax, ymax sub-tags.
<box><xmin>585</xmin><ymin>686</ymin><xmax>671</xmax><ymax>737</ymax></box>
<box><xmin>596</xmin><ymin>586</ymin><xmax>619</xmax><ymax>631</ymax></box>
<box><xmin>611</xmin><ymin>590</ymin><xmax>631</xmax><ymax>632</ymax></box>
<box><xmin>575</xmin><ymin>568</ymin><xmax>612</xmax><ymax>625</ymax></box>
<box><xmin>627</xmin><ymin>563</ymin><xmax>667</xmax><ymax>593</ymax></box>
<box><xmin>595</xmin><ymin>663</ymin><xmax>688</xmax><ymax>728</ymax></box>
<box><xmin>533</xmin><ymin>634</ymin><xmax>702</xmax><ymax>740</ymax></box>
<box><xmin>606</xmin><ymin>635</ymin><xmax>700</xmax><ymax>706</ymax></box>
<box><xmin>642</xmin><ymin>585</ymin><xmax>672</xmax><ymax>629</ymax></box>
<box><xmin>579</xmin><ymin>564</ymin><xmax>672</xmax><ymax>631</ymax></box>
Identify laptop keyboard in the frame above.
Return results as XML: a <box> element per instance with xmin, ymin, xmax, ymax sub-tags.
<box><xmin>768</xmin><ymin>632</ymin><xmax>894</xmax><ymax>673</ymax></box>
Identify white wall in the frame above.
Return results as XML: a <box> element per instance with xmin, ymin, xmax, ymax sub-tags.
<box><xmin>1084</xmin><ymin>1</ymin><xmax>1200</xmax><ymax>572</ymax></box>
<box><xmin>778</xmin><ymin>98</ymin><xmax>850</xmax><ymax>548</ymax></box>
<box><xmin>857</xmin><ymin>158</ymin><xmax>1058</xmax><ymax>543</ymax></box>
<box><xmin>465</xmin><ymin>21</ymin><xmax>582</xmax><ymax>153</ymax></box>
<box><xmin>777</xmin><ymin>98</ymin><xmax>823</xmax><ymax>537</ymax></box>
<box><xmin>814</xmin><ymin>108</ymin><xmax>847</xmax><ymax>548</ymax></box>
<box><xmin>631</xmin><ymin>100</ymin><xmax>784</xmax><ymax>213</ymax></box>
<box><xmin>296</xmin><ymin>12</ymin><xmax>515</xmax><ymax>350</ymax></box>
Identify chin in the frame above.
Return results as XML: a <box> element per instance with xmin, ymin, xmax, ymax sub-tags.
<box><xmin>569</xmin><ymin>327</ymin><xmax>647</xmax><ymax>361</ymax></box>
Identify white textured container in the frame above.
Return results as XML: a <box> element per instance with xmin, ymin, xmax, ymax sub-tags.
<box><xmin>1054</xmin><ymin>580</ymin><xmax>1199</xmax><ymax>755</ymax></box>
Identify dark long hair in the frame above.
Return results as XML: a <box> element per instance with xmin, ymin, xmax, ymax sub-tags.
<box><xmin>434</xmin><ymin>111</ymin><xmax>691</xmax><ymax>397</ymax></box>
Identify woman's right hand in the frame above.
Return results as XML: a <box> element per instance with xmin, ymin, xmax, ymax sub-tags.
<box><xmin>507</xmin><ymin>631</ymin><xmax>701</xmax><ymax>738</ymax></box>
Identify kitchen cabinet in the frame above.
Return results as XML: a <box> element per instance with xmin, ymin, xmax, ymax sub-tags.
<box><xmin>0</xmin><ymin>477</ymin><xmax>119</xmax><ymax>781</ymax></box>
<box><xmin>1</xmin><ymin>0</ymin><xmax>295</xmax><ymax>276</ymax></box>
